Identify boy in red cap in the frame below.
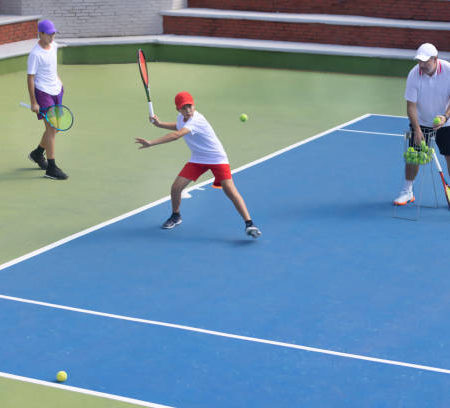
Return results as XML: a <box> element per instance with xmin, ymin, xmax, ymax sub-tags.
<box><xmin>135</xmin><ymin>91</ymin><xmax>261</xmax><ymax>238</ymax></box>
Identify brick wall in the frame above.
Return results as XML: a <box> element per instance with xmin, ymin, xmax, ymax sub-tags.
<box><xmin>0</xmin><ymin>20</ymin><xmax>37</xmax><ymax>45</ymax></box>
<box><xmin>163</xmin><ymin>16</ymin><xmax>450</xmax><ymax>51</ymax></box>
<box><xmin>188</xmin><ymin>0</ymin><xmax>450</xmax><ymax>22</ymax></box>
<box><xmin>0</xmin><ymin>0</ymin><xmax>187</xmax><ymax>37</ymax></box>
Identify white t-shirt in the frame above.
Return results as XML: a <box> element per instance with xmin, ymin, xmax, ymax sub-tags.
<box><xmin>27</xmin><ymin>42</ymin><xmax>62</xmax><ymax>96</ymax></box>
<box><xmin>176</xmin><ymin>111</ymin><xmax>229</xmax><ymax>164</ymax></box>
<box><xmin>404</xmin><ymin>59</ymin><xmax>450</xmax><ymax>128</ymax></box>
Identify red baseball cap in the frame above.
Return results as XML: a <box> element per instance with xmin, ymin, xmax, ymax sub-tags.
<box><xmin>175</xmin><ymin>91</ymin><xmax>194</xmax><ymax>110</ymax></box>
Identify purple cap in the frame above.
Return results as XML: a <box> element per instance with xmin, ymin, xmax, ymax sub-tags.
<box><xmin>38</xmin><ymin>19</ymin><xmax>57</xmax><ymax>34</ymax></box>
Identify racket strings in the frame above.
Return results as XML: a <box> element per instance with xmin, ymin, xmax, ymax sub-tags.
<box><xmin>46</xmin><ymin>105</ymin><xmax>73</xmax><ymax>131</ymax></box>
<box><xmin>138</xmin><ymin>53</ymin><xmax>149</xmax><ymax>85</ymax></box>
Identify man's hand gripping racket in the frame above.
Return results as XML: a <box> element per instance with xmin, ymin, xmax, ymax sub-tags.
<box><xmin>137</xmin><ymin>49</ymin><xmax>155</xmax><ymax>122</ymax></box>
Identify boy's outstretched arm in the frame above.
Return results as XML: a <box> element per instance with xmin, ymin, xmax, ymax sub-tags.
<box><xmin>150</xmin><ymin>115</ymin><xmax>177</xmax><ymax>130</ymax></box>
<box><xmin>135</xmin><ymin>127</ymin><xmax>190</xmax><ymax>149</ymax></box>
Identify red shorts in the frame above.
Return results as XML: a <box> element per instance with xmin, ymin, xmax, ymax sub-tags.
<box><xmin>179</xmin><ymin>162</ymin><xmax>232</xmax><ymax>187</ymax></box>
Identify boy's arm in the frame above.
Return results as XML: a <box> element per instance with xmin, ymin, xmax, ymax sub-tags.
<box><xmin>151</xmin><ymin>115</ymin><xmax>177</xmax><ymax>130</ymax></box>
<box><xmin>135</xmin><ymin>127</ymin><xmax>190</xmax><ymax>149</ymax></box>
<box><xmin>27</xmin><ymin>74</ymin><xmax>40</xmax><ymax>113</ymax></box>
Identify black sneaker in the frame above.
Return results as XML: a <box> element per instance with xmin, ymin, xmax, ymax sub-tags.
<box><xmin>28</xmin><ymin>150</ymin><xmax>48</xmax><ymax>170</ymax></box>
<box><xmin>161</xmin><ymin>213</ymin><xmax>182</xmax><ymax>229</ymax></box>
<box><xmin>246</xmin><ymin>225</ymin><xmax>261</xmax><ymax>239</ymax></box>
<box><xmin>45</xmin><ymin>166</ymin><xmax>68</xmax><ymax>180</ymax></box>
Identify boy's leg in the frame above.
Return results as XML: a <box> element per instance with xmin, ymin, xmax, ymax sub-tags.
<box><xmin>220</xmin><ymin>178</ymin><xmax>251</xmax><ymax>221</ymax></box>
<box><xmin>41</xmin><ymin>120</ymin><xmax>57</xmax><ymax>159</ymax></box>
<box><xmin>171</xmin><ymin>176</ymin><xmax>192</xmax><ymax>213</ymax></box>
<box><xmin>162</xmin><ymin>176</ymin><xmax>191</xmax><ymax>229</ymax></box>
<box><xmin>221</xmin><ymin>178</ymin><xmax>261</xmax><ymax>238</ymax></box>
<box><xmin>42</xmin><ymin>121</ymin><xmax>68</xmax><ymax>180</ymax></box>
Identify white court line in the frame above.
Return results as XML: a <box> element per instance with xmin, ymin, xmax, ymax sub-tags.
<box><xmin>0</xmin><ymin>113</ymin><xmax>372</xmax><ymax>272</ymax></box>
<box><xmin>0</xmin><ymin>294</ymin><xmax>449</xmax><ymax>375</ymax></box>
<box><xmin>0</xmin><ymin>370</ymin><xmax>173</xmax><ymax>408</ymax></box>
<box><xmin>339</xmin><ymin>128</ymin><xmax>404</xmax><ymax>137</ymax></box>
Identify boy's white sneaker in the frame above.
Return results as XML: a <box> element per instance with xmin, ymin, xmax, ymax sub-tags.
<box><xmin>393</xmin><ymin>189</ymin><xmax>415</xmax><ymax>206</ymax></box>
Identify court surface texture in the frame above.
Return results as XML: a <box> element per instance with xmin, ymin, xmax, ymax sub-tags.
<box><xmin>1</xmin><ymin>114</ymin><xmax>449</xmax><ymax>407</ymax></box>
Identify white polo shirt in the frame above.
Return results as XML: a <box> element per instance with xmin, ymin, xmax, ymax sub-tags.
<box><xmin>176</xmin><ymin>111</ymin><xmax>229</xmax><ymax>164</ymax></box>
<box><xmin>27</xmin><ymin>41</ymin><xmax>62</xmax><ymax>96</ymax></box>
<box><xmin>404</xmin><ymin>59</ymin><xmax>450</xmax><ymax>128</ymax></box>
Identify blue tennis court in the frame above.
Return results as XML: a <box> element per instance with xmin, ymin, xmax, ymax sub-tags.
<box><xmin>1</xmin><ymin>114</ymin><xmax>449</xmax><ymax>407</ymax></box>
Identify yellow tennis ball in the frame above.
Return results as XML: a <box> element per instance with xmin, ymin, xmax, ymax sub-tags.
<box><xmin>433</xmin><ymin>116</ymin><xmax>442</xmax><ymax>125</ymax></box>
<box><xmin>239</xmin><ymin>113</ymin><xmax>248</xmax><ymax>122</ymax></box>
<box><xmin>56</xmin><ymin>370</ymin><xmax>68</xmax><ymax>382</ymax></box>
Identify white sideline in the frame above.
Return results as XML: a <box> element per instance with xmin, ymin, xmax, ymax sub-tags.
<box><xmin>0</xmin><ymin>293</ymin><xmax>449</xmax><ymax>376</ymax></box>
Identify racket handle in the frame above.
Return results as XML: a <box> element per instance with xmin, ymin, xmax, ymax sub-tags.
<box><xmin>148</xmin><ymin>101</ymin><xmax>154</xmax><ymax>117</ymax></box>
<box><xmin>20</xmin><ymin>102</ymin><xmax>31</xmax><ymax>109</ymax></box>
<box><xmin>148</xmin><ymin>101</ymin><xmax>155</xmax><ymax>123</ymax></box>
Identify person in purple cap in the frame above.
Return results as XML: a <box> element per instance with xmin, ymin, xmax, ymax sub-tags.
<box><xmin>27</xmin><ymin>19</ymin><xmax>68</xmax><ymax>180</ymax></box>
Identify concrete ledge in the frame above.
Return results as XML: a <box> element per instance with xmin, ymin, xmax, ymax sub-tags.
<box><xmin>0</xmin><ymin>15</ymin><xmax>41</xmax><ymax>26</ymax></box>
<box><xmin>2</xmin><ymin>34</ymin><xmax>449</xmax><ymax>77</ymax></box>
<box><xmin>57</xmin><ymin>35</ymin><xmax>450</xmax><ymax>60</ymax></box>
<box><xmin>3</xmin><ymin>35</ymin><xmax>450</xmax><ymax>61</ymax></box>
<box><xmin>161</xmin><ymin>8</ymin><xmax>450</xmax><ymax>30</ymax></box>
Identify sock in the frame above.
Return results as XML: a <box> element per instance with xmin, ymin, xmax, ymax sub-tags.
<box><xmin>172</xmin><ymin>211</ymin><xmax>180</xmax><ymax>218</ymax></box>
<box><xmin>47</xmin><ymin>159</ymin><xmax>56</xmax><ymax>169</ymax></box>
<box><xmin>36</xmin><ymin>145</ymin><xmax>45</xmax><ymax>155</ymax></box>
<box><xmin>404</xmin><ymin>180</ymin><xmax>413</xmax><ymax>192</ymax></box>
<box><xmin>245</xmin><ymin>220</ymin><xmax>253</xmax><ymax>228</ymax></box>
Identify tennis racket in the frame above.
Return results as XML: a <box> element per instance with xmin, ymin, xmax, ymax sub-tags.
<box><xmin>20</xmin><ymin>102</ymin><xmax>74</xmax><ymax>131</ymax></box>
<box><xmin>137</xmin><ymin>49</ymin><xmax>155</xmax><ymax>120</ymax></box>
<box><xmin>431</xmin><ymin>149</ymin><xmax>450</xmax><ymax>208</ymax></box>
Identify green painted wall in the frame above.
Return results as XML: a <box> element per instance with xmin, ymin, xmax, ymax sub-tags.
<box><xmin>2</xmin><ymin>42</ymin><xmax>415</xmax><ymax>77</ymax></box>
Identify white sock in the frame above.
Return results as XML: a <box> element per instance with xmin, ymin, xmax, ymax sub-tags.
<box><xmin>404</xmin><ymin>180</ymin><xmax>413</xmax><ymax>192</ymax></box>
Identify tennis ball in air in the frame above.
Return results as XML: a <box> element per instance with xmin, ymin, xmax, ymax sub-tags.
<box><xmin>240</xmin><ymin>113</ymin><xmax>248</xmax><ymax>122</ymax></box>
<box><xmin>433</xmin><ymin>116</ymin><xmax>442</xmax><ymax>126</ymax></box>
<box><xmin>56</xmin><ymin>370</ymin><xmax>68</xmax><ymax>382</ymax></box>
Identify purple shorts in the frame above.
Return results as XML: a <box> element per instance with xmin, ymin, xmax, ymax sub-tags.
<box><xmin>35</xmin><ymin>87</ymin><xmax>64</xmax><ymax>120</ymax></box>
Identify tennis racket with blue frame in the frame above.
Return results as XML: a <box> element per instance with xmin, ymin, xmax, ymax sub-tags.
<box><xmin>20</xmin><ymin>102</ymin><xmax>74</xmax><ymax>131</ymax></box>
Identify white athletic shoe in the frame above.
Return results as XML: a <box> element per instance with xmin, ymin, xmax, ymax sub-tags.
<box><xmin>393</xmin><ymin>189</ymin><xmax>415</xmax><ymax>206</ymax></box>
<box><xmin>246</xmin><ymin>225</ymin><xmax>262</xmax><ymax>239</ymax></box>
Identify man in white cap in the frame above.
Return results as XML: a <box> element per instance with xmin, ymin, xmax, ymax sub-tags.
<box><xmin>394</xmin><ymin>43</ymin><xmax>450</xmax><ymax>205</ymax></box>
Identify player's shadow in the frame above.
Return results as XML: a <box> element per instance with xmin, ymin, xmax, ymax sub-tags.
<box><xmin>0</xmin><ymin>168</ymin><xmax>44</xmax><ymax>182</ymax></box>
<box><xmin>285</xmin><ymin>199</ymin><xmax>446</xmax><ymax>224</ymax></box>
<box><xmin>114</xmin><ymin>223</ymin><xmax>258</xmax><ymax>246</ymax></box>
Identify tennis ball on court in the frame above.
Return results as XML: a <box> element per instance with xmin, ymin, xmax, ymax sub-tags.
<box><xmin>56</xmin><ymin>370</ymin><xmax>68</xmax><ymax>382</ymax></box>
<box><xmin>239</xmin><ymin>113</ymin><xmax>248</xmax><ymax>122</ymax></box>
<box><xmin>433</xmin><ymin>116</ymin><xmax>442</xmax><ymax>126</ymax></box>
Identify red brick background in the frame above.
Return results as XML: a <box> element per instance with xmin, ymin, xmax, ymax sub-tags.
<box><xmin>0</xmin><ymin>20</ymin><xmax>37</xmax><ymax>45</ymax></box>
<box><xmin>164</xmin><ymin>16</ymin><xmax>450</xmax><ymax>51</ymax></box>
<box><xmin>188</xmin><ymin>0</ymin><xmax>450</xmax><ymax>22</ymax></box>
